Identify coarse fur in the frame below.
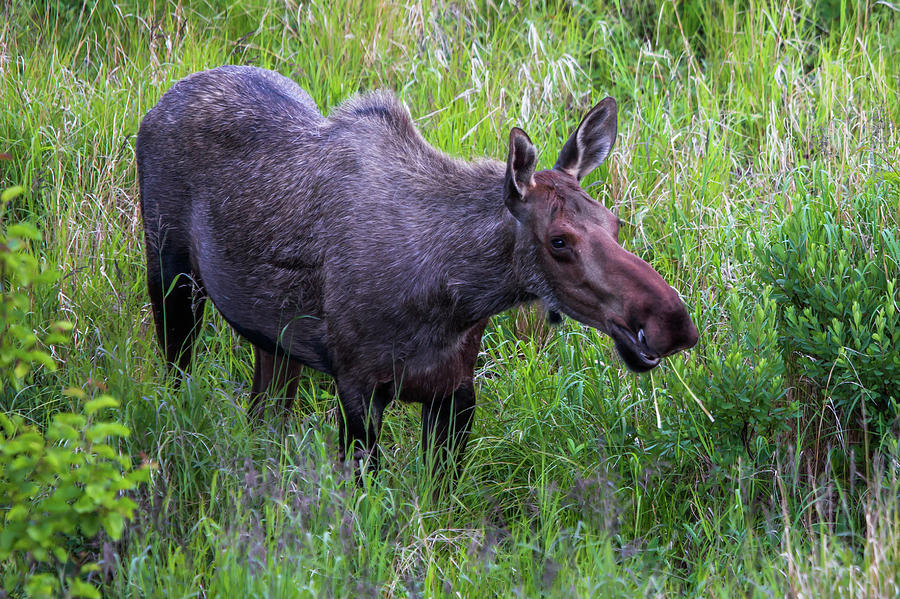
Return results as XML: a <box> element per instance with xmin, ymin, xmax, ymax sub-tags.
<box><xmin>137</xmin><ymin>65</ymin><xmax>698</xmax><ymax>473</ymax></box>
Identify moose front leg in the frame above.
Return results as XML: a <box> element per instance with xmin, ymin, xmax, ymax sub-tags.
<box><xmin>337</xmin><ymin>380</ymin><xmax>393</xmax><ymax>475</ymax></box>
<box><xmin>421</xmin><ymin>379</ymin><xmax>476</xmax><ymax>477</ymax></box>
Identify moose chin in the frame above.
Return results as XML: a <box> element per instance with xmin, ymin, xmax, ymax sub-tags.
<box><xmin>137</xmin><ymin>66</ymin><xmax>699</xmax><ymax>475</ymax></box>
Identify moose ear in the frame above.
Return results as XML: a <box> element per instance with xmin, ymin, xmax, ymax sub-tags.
<box><xmin>504</xmin><ymin>127</ymin><xmax>537</xmax><ymax>220</ymax></box>
<box><xmin>554</xmin><ymin>97</ymin><xmax>617</xmax><ymax>181</ymax></box>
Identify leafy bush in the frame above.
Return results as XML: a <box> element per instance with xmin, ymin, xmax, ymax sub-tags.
<box><xmin>0</xmin><ymin>400</ymin><xmax>150</xmax><ymax>598</ymax></box>
<box><xmin>1</xmin><ymin>186</ymin><xmax>150</xmax><ymax>598</ymax></box>
<box><xmin>0</xmin><ymin>186</ymin><xmax>71</xmax><ymax>392</ymax></box>
<box><xmin>660</xmin><ymin>289</ymin><xmax>796</xmax><ymax>466</ymax></box>
<box><xmin>754</xmin><ymin>193</ymin><xmax>900</xmax><ymax>433</ymax></box>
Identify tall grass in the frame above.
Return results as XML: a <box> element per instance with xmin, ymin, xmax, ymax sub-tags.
<box><xmin>1</xmin><ymin>0</ymin><xmax>898</xmax><ymax>596</ymax></box>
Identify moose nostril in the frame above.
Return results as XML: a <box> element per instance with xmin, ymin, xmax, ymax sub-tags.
<box><xmin>637</xmin><ymin>328</ymin><xmax>647</xmax><ymax>346</ymax></box>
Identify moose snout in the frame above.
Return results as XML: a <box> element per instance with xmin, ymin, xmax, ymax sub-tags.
<box><xmin>599</xmin><ymin>247</ymin><xmax>699</xmax><ymax>371</ymax></box>
<box><xmin>677</xmin><ymin>314</ymin><xmax>700</xmax><ymax>353</ymax></box>
<box><xmin>640</xmin><ymin>301</ymin><xmax>699</xmax><ymax>358</ymax></box>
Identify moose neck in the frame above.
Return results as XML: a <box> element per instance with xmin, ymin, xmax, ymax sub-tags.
<box><xmin>426</xmin><ymin>162</ymin><xmax>546</xmax><ymax>329</ymax></box>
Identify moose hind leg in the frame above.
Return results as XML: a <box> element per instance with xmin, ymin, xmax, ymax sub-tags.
<box><xmin>249</xmin><ymin>346</ymin><xmax>303</xmax><ymax>421</ymax></box>
<box><xmin>421</xmin><ymin>379</ymin><xmax>476</xmax><ymax>477</ymax></box>
<box><xmin>146</xmin><ymin>248</ymin><xmax>206</xmax><ymax>375</ymax></box>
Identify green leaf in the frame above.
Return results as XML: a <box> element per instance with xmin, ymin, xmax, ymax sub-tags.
<box><xmin>91</xmin><ymin>443</ymin><xmax>118</xmax><ymax>460</ymax></box>
<box><xmin>80</xmin><ymin>517</ymin><xmax>99</xmax><ymax>538</ymax></box>
<box><xmin>24</xmin><ymin>572</ymin><xmax>58</xmax><ymax>598</ymax></box>
<box><xmin>6</xmin><ymin>222</ymin><xmax>42</xmax><ymax>241</ymax></box>
<box><xmin>86</xmin><ymin>422</ymin><xmax>130</xmax><ymax>441</ymax></box>
<box><xmin>31</xmin><ymin>546</ymin><xmax>49</xmax><ymax>562</ymax></box>
<box><xmin>84</xmin><ymin>395</ymin><xmax>120</xmax><ymax>415</ymax></box>
<box><xmin>67</xmin><ymin>578</ymin><xmax>101</xmax><ymax>599</ymax></box>
<box><xmin>73</xmin><ymin>494</ymin><xmax>98</xmax><ymax>514</ymax></box>
<box><xmin>26</xmin><ymin>522</ymin><xmax>51</xmax><ymax>543</ymax></box>
<box><xmin>6</xmin><ymin>504</ymin><xmax>28</xmax><ymax>522</ymax></box>
<box><xmin>53</xmin><ymin>413</ymin><xmax>86</xmax><ymax>428</ymax></box>
<box><xmin>1</xmin><ymin>185</ymin><xmax>24</xmax><ymax>204</ymax></box>
<box><xmin>63</xmin><ymin>386</ymin><xmax>88</xmax><ymax>399</ymax></box>
<box><xmin>0</xmin><ymin>527</ymin><xmax>18</xmax><ymax>555</ymax></box>
<box><xmin>103</xmin><ymin>511</ymin><xmax>125</xmax><ymax>540</ymax></box>
<box><xmin>0</xmin><ymin>412</ymin><xmax>16</xmax><ymax>437</ymax></box>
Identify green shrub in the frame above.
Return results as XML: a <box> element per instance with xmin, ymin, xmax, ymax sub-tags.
<box><xmin>659</xmin><ymin>289</ymin><xmax>796</xmax><ymax>466</ymax></box>
<box><xmin>0</xmin><ymin>186</ymin><xmax>71</xmax><ymax>393</ymax></box>
<box><xmin>754</xmin><ymin>193</ymin><xmax>900</xmax><ymax>433</ymax></box>
<box><xmin>0</xmin><ymin>400</ymin><xmax>150</xmax><ymax>598</ymax></box>
<box><xmin>1</xmin><ymin>186</ymin><xmax>150</xmax><ymax>597</ymax></box>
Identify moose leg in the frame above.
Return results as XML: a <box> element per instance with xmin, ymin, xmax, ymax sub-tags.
<box><xmin>146</xmin><ymin>247</ymin><xmax>206</xmax><ymax>376</ymax></box>
<box><xmin>336</xmin><ymin>380</ymin><xmax>393</xmax><ymax>474</ymax></box>
<box><xmin>249</xmin><ymin>346</ymin><xmax>304</xmax><ymax>421</ymax></box>
<box><xmin>421</xmin><ymin>379</ymin><xmax>476</xmax><ymax>477</ymax></box>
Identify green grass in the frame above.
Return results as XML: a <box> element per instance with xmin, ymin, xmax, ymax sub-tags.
<box><xmin>2</xmin><ymin>0</ymin><xmax>899</xmax><ymax>596</ymax></box>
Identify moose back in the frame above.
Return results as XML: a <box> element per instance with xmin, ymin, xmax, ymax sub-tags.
<box><xmin>137</xmin><ymin>66</ymin><xmax>698</xmax><ymax>471</ymax></box>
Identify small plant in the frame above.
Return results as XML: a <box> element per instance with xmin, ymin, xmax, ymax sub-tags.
<box><xmin>0</xmin><ymin>399</ymin><xmax>150</xmax><ymax>598</ymax></box>
<box><xmin>661</xmin><ymin>288</ymin><xmax>796</xmax><ymax>466</ymax></box>
<box><xmin>0</xmin><ymin>186</ymin><xmax>150</xmax><ymax>597</ymax></box>
<box><xmin>754</xmin><ymin>193</ymin><xmax>900</xmax><ymax>434</ymax></box>
<box><xmin>0</xmin><ymin>186</ymin><xmax>71</xmax><ymax>392</ymax></box>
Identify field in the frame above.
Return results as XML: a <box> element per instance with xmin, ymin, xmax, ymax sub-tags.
<box><xmin>1</xmin><ymin>0</ymin><xmax>899</xmax><ymax>597</ymax></box>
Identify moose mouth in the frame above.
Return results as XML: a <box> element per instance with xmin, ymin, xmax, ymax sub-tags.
<box><xmin>553</xmin><ymin>301</ymin><xmax>663</xmax><ymax>373</ymax></box>
<box><xmin>609</xmin><ymin>323</ymin><xmax>660</xmax><ymax>373</ymax></box>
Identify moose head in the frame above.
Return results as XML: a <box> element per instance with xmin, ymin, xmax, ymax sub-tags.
<box><xmin>504</xmin><ymin>98</ymin><xmax>699</xmax><ymax>371</ymax></box>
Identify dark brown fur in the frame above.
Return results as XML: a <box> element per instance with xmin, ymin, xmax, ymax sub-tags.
<box><xmin>136</xmin><ymin>66</ymin><xmax>698</xmax><ymax>474</ymax></box>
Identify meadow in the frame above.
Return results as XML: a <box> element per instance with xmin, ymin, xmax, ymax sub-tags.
<box><xmin>1</xmin><ymin>0</ymin><xmax>899</xmax><ymax>596</ymax></box>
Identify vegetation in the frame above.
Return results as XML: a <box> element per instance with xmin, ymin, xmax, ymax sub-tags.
<box><xmin>1</xmin><ymin>185</ymin><xmax>149</xmax><ymax>597</ymax></box>
<box><xmin>1</xmin><ymin>0</ymin><xmax>898</xmax><ymax>596</ymax></box>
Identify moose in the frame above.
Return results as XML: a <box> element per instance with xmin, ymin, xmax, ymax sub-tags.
<box><xmin>136</xmin><ymin>66</ymin><xmax>698</xmax><ymax>473</ymax></box>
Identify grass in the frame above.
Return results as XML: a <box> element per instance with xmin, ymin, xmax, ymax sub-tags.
<box><xmin>1</xmin><ymin>0</ymin><xmax>899</xmax><ymax>596</ymax></box>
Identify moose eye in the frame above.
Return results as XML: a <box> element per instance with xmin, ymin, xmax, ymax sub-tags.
<box><xmin>550</xmin><ymin>237</ymin><xmax>566</xmax><ymax>250</ymax></box>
